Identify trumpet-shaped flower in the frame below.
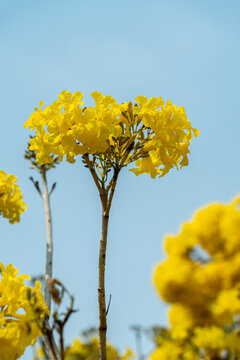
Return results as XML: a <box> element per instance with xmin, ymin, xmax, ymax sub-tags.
<box><xmin>24</xmin><ymin>91</ymin><xmax>199</xmax><ymax>178</ymax></box>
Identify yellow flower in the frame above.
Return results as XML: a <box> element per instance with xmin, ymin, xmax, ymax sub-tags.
<box><xmin>24</xmin><ymin>91</ymin><xmax>199</xmax><ymax>178</ymax></box>
<box><xmin>149</xmin><ymin>339</ymin><xmax>198</xmax><ymax>360</ymax></box>
<box><xmin>193</xmin><ymin>327</ymin><xmax>226</xmax><ymax>353</ymax></box>
<box><xmin>0</xmin><ymin>170</ymin><xmax>26</xmax><ymax>223</ymax></box>
<box><xmin>121</xmin><ymin>347</ymin><xmax>135</xmax><ymax>360</ymax></box>
<box><xmin>64</xmin><ymin>336</ymin><xmax>134</xmax><ymax>360</ymax></box>
<box><xmin>153</xmin><ymin>195</ymin><xmax>240</xmax><ymax>358</ymax></box>
<box><xmin>0</xmin><ymin>263</ymin><xmax>49</xmax><ymax>359</ymax></box>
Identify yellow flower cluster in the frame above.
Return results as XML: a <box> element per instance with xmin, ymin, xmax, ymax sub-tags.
<box><xmin>0</xmin><ymin>263</ymin><xmax>49</xmax><ymax>360</ymax></box>
<box><xmin>34</xmin><ymin>336</ymin><xmax>134</xmax><ymax>360</ymax></box>
<box><xmin>65</xmin><ymin>337</ymin><xmax>134</xmax><ymax>360</ymax></box>
<box><xmin>154</xmin><ymin>197</ymin><xmax>240</xmax><ymax>331</ymax></box>
<box><xmin>150</xmin><ymin>338</ymin><xmax>198</xmax><ymax>360</ymax></box>
<box><xmin>0</xmin><ymin>170</ymin><xmax>26</xmax><ymax>223</ymax></box>
<box><xmin>152</xmin><ymin>197</ymin><xmax>240</xmax><ymax>359</ymax></box>
<box><xmin>150</xmin><ymin>326</ymin><xmax>240</xmax><ymax>360</ymax></box>
<box><xmin>24</xmin><ymin>91</ymin><xmax>199</xmax><ymax>178</ymax></box>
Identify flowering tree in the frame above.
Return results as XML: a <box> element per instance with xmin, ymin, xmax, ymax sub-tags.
<box><xmin>23</xmin><ymin>90</ymin><xmax>199</xmax><ymax>360</ymax></box>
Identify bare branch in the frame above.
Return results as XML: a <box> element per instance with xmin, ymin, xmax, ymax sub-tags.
<box><xmin>29</xmin><ymin>176</ymin><xmax>42</xmax><ymax>197</ymax></box>
<box><xmin>49</xmin><ymin>182</ymin><xmax>57</xmax><ymax>196</ymax></box>
<box><xmin>105</xmin><ymin>169</ymin><xmax>119</xmax><ymax>216</ymax></box>
<box><xmin>106</xmin><ymin>294</ymin><xmax>112</xmax><ymax>316</ymax></box>
<box><xmin>83</xmin><ymin>154</ymin><xmax>103</xmax><ymax>194</ymax></box>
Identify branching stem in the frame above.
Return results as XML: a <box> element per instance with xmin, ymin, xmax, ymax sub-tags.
<box><xmin>86</xmin><ymin>158</ymin><xmax>120</xmax><ymax>360</ymax></box>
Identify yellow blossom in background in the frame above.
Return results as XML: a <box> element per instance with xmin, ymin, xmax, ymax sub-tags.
<box><xmin>150</xmin><ymin>326</ymin><xmax>240</xmax><ymax>360</ymax></box>
<box><xmin>24</xmin><ymin>91</ymin><xmax>199</xmax><ymax>178</ymax></box>
<box><xmin>150</xmin><ymin>337</ymin><xmax>198</xmax><ymax>360</ymax></box>
<box><xmin>152</xmin><ymin>196</ymin><xmax>240</xmax><ymax>359</ymax></box>
<box><xmin>0</xmin><ymin>170</ymin><xmax>26</xmax><ymax>223</ymax></box>
<box><xmin>192</xmin><ymin>327</ymin><xmax>226</xmax><ymax>356</ymax></box>
<box><xmin>0</xmin><ymin>263</ymin><xmax>49</xmax><ymax>360</ymax></box>
<box><xmin>65</xmin><ymin>337</ymin><xmax>134</xmax><ymax>360</ymax></box>
<box><xmin>33</xmin><ymin>346</ymin><xmax>45</xmax><ymax>360</ymax></box>
<box><xmin>153</xmin><ymin>196</ymin><xmax>240</xmax><ymax>331</ymax></box>
<box><xmin>33</xmin><ymin>336</ymin><xmax>134</xmax><ymax>360</ymax></box>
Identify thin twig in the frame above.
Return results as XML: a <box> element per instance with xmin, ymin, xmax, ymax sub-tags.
<box><xmin>105</xmin><ymin>176</ymin><xmax>114</xmax><ymax>193</ymax></box>
<box><xmin>49</xmin><ymin>182</ymin><xmax>57</xmax><ymax>196</ymax></box>
<box><xmin>58</xmin><ymin>324</ymin><xmax>64</xmax><ymax>360</ymax></box>
<box><xmin>29</xmin><ymin>176</ymin><xmax>42</xmax><ymax>197</ymax></box>
<box><xmin>55</xmin><ymin>290</ymin><xmax>75</xmax><ymax>360</ymax></box>
<box><xmin>105</xmin><ymin>169</ymin><xmax>119</xmax><ymax>216</ymax></box>
<box><xmin>106</xmin><ymin>294</ymin><xmax>112</xmax><ymax>316</ymax></box>
<box><xmin>83</xmin><ymin>154</ymin><xmax>103</xmax><ymax>194</ymax></box>
<box><xmin>42</xmin><ymin>326</ymin><xmax>60</xmax><ymax>360</ymax></box>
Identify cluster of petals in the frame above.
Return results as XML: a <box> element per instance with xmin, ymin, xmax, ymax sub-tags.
<box><xmin>64</xmin><ymin>337</ymin><xmax>134</xmax><ymax>360</ymax></box>
<box><xmin>150</xmin><ymin>337</ymin><xmax>198</xmax><ymax>360</ymax></box>
<box><xmin>24</xmin><ymin>91</ymin><xmax>199</xmax><ymax>178</ymax></box>
<box><xmin>0</xmin><ymin>263</ymin><xmax>49</xmax><ymax>359</ymax></box>
<box><xmin>0</xmin><ymin>170</ymin><xmax>27</xmax><ymax>223</ymax></box>
<box><xmin>150</xmin><ymin>326</ymin><xmax>240</xmax><ymax>360</ymax></box>
<box><xmin>153</xmin><ymin>197</ymin><xmax>240</xmax><ymax>348</ymax></box>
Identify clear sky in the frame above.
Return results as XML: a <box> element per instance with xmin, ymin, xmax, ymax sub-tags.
<box><xmin>1</xmin><ymin>0</ymin><xmax>240</xmax><ymax>359</ymax></box>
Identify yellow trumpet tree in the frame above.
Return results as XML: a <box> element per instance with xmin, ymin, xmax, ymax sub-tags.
<box><xmin>24</xmin><ymin>90</ymin><xmax>199</xmax><ymax>360</ymax></box>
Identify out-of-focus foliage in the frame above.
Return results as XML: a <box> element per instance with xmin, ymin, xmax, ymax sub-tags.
<box><xmin>0</xmin><ymin>170</ymin><xmax>26</xmax><ymax>223</ymax></box>
<box><xmin>24</xmin><ymin>91</ymin><xmax>199</xmax><ymax>178</ymax></box>
<box><xmin>152</xmin><ymin>197</ymin><xmax>240</xmax><ymax>360</ymax></box>
<box><xmin>0</xmin><ymin>263</ymin><xmax>49</xmax><ymax>360</ymax></box>
<box><xmin>33</xmin><ymin>335</ymin><xmax>134</xmax><ymax>360</ymax></box>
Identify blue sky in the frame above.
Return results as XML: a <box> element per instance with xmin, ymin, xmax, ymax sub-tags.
<box><xmin>1</xmin><ymin>0</ymin><xmax>240</xmax><ymax>358</ymax></box>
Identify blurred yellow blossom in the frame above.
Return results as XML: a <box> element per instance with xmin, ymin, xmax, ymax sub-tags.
<box><xmin>152</xmin><ymin>196</ymin><xmax>240</xmax><ymax>360</ymax></box>
<box><xmin>34</xmin><ymin>337</ymin><xmax>134</xmax><ymax>360</ymax></box>
<box><xmin>150</xmin><ymin>338</ymin><xmax>198</xmax><ymax>360</ymax></box>
<box><xmin>154</xmin><ymin>196</ymin><xmax>240</xmax><ymax>331</ymax></box>
<box><xmin>192</xmin><ymin>327</ymin><xmax>226</xmax><ymax>354</ymax></box>
<box><xmin>0</xmin><ymin>170</ymin><xmax>26</xmax><ymax>223</ymax></box>
<box><xmin>34</xmin><ymin>336</ymin><xmax>135</xmax><ymax>360</ymax></box>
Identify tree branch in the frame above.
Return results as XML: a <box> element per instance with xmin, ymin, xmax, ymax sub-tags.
<box><xmin>83</xmin><ymin>154</ymin><xmax>103</xmax><ymax>194</ymax></box>
<box><xmin>98</xmin><ymin>192</ymin><xmax>109</xmax><ymax>360</ymax></box>
<box><xmin>41</xmin><ymin>168</ymin><xmax>53</xmax><ymax>312</ymax></box>
<box><xmin>29</xmin><ymin>176</ymin><xmax>43</xmax><ymax>197</ymax></box>
<box><xmin>105</xmin><ymin>169</ymin><xmax>119</xmax><ymax>216</ymax></box>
